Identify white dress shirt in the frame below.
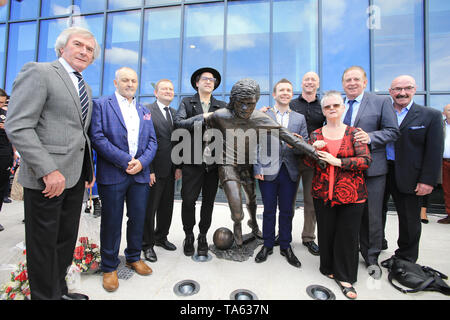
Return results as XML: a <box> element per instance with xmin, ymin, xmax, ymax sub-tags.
<box><xmin>58</xmin><ymin>57</ymin><xmax>81</xmax><ymax>93</ymax></box>
<box><xmin>444</xmin><ymin>120</ymin><xmax>450</xmax><ymax>159</ymax></box>
<box><xmin>115</xmin><ymin>91</ymin><xmax>140</xmax><ymax>158</ymax></box>
<box><xmin>156</xmin><ymin>100</ymin><xmax>172</xmax><ymax>123</ymax></box>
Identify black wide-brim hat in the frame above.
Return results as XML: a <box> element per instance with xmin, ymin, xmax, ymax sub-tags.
<box><xmin>190</xmin><ymin>67</ymin><xmax>221</xmax><ymax>91</ymax></box>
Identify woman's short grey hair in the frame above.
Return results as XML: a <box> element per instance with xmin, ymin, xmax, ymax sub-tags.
<box><xmin>54</xmin><ymin>26</ymin><xmax>100</xmax><ymax>60</ymax></box>
<box><xmin>320</xmin><ymin>90</ymin><xmax>345</xmax><ymax>108</ymax></box>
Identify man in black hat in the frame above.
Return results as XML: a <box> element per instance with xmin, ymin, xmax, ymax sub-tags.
<box><xmin>174</xmin><ymin>67</ymin><xmax>227</xmax><ymax>257</ymax></box>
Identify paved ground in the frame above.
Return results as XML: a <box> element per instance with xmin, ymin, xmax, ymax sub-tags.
<box><xmin>1</xmin><ymin>198</ymin><xmax>449</xmax><ymax>301</ymax></box>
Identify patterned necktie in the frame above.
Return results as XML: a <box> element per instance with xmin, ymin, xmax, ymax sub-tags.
<box><xmin>73</xmin><ymin>71</ymin><xmax>89</xmax><ymax>125</ymax></box>
<box><xmin>164</xmin><ymin>106</ymin><xmax>173</xmax><ymax>128</ymax></box>
<box><xmin>343</xmin><ymin>99</ymin><xmax>356</xmax><ymax>126</ymax></box>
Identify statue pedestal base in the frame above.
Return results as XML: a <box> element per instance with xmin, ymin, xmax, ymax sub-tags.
<box><xmin>209</xmin><ymin>233</ymin><xmax>263</xmax><ymax>262</ymax></box>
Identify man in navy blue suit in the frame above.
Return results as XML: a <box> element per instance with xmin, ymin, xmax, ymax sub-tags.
<box><xmin>89</xmin><ymin>67</ymin><xmax>157</xmax><ymax>292</ymax></box>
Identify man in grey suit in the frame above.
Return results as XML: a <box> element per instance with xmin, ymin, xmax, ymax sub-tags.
<box><xmin>341</xmin><ymin>66</ymin><xmax>399</xmax><ymax>278</ymax></box>
<box><xmin>5</xmin><ymin>27</ymin><xmax>99</xmax><ymax>300</ymax></box>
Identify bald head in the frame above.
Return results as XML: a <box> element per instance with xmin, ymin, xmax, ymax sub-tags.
<box><xmin>389</xmin><ymin>75</ymin><xmax>417</xmax><ymax>110</ymax></box>
<box><xmin>302</xmin><ymin>71</ymin><xmax>320</xmax><ymax>95</ymax></box>
<box><xmin>443</xmin><ymin>104</ymin><xmax>450</xmax><ymax>121</ymax></box>
<box><xmin>114</xmin><ymin>67</ymin><xmax>138</xmax><ymax>102</ymax></box>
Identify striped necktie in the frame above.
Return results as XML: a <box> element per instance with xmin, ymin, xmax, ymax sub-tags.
<box><xmin>73</xmin><ymin>71</ymin><xmax>89</xmax><ymax>125</ymax></box>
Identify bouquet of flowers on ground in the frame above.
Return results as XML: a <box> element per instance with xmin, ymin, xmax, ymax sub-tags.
<box><xmin>72</xmin><ymin>237</ymin><xmax>101</xmax><ymax>273</ymax></box>
<box><xmin>0</xmin><ymin>250</ymin><xmax>30</xmax><ymax>300</ymax></box>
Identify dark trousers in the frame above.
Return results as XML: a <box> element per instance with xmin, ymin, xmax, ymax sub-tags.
<box><xmin>259</xmin><ymin>164</ymin><xmax>297</xmax><ymax>249</ymax></box>
<box><xmin>98</xmin><ymin>176</ymin><xmax>150</xmax><ymax>273</ymax></box>
<box><xmin>181</xmin><ymin>164</ymin><xmax>219</xmax><ymax>235</ymax></box>
<box><xmin>383</xmin><ymin>161</ymin><xmax>421</xmax><ymax>262</ymax></box>
<box><xmin>314</xmin><ymin>199</ymin><xmax>364</xmax><ymax>284</ymax></box>
<box><xmin>142</xmin><ymin>174</ymin><xmax>175</xmax><ymax>249</ymax></box>
<box><xmin>24</xmin><ymin>177</ymin><xmax>85</xmax><ymax>300</ymax></box>
<box><xmin>359</xmin><ymin>175</ymin><xmax>386</xmax><ymax>265</ymax></box>
<box><xmin>0</xmin><ymin>154</ymin><xmax>12</xmax><ymax>212</ymax></box>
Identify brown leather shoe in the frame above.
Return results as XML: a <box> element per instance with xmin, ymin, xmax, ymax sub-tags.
<box><xmin>126</xmin><ymin>260</ymin><xmax>153</xmax><ymax>275</ymax></box>
<box><xmin>103</xmin><ymin>270</ymin><xmax>119</xmax><ymax>292</ymax></box>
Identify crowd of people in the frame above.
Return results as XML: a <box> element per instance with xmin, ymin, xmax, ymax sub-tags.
<box><xmin>1</xmin><ymin>26</ymin><xmax>449</xmax><ymax>300</ymax></box>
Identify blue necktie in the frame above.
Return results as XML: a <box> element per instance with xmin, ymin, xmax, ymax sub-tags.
<box><xmin>73</xmin><ymin>71</ymin><xmax>89</xmax><ymax>125</ymax></box>
<box><xmin>343</xmin><ymin>100</ymin><xmax>356</xmax><ymax>126</ymax></box>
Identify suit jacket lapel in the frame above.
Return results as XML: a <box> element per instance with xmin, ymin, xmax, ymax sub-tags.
<box><xmin>109</xmin><ymin>94</ymin><xmax>127</xmax><ymax>129</ymax></box>
<box><xmin>399</xmin><ymin>103</ymin><xmax>419</xmax><ymax>130</ymax></box>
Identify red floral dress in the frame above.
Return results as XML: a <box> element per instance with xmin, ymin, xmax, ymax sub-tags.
<box><xmin>305</xmin><ymin>126</ymin><xmax>372</xmax><ymax>206</ymax></box>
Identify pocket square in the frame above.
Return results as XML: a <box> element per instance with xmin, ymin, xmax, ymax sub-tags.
<box><xmin>143</xmin><ymin>113</ymin><xmax>152</xmax><ymax>120</ymax></box>
<box><xmin>409</xmin><ymin>125</ymin><xmax>425</xmax><ymax>130</ymax></box>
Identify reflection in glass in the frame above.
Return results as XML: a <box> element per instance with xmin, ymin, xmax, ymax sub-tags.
<box><xmin>74</xmin><ymin>0</ymin><xmax>106</xmax><ymax>13</ymax></box>
<box><xmin>322</xmin><ymin>0</ymin><xmax>370</xmax><ymax>92</ymax></box>
<box><xmin>103</xmin><ymin>10</ymin><xmax>141</xmax><ymax>95</ymax></box>
<box><xmin>226</xmin><ymin>0</ymin><xmax>270</xmax><ymax>93</ymax></box>
<box><xmin>373</xmin><ymin>0</ymin><xmax>424</xmax><ymax>91</ymax></box>
<box><xmin>10</xmin><ymin>0</ymin><xmax>39</xmax><ymax>20</ymax></box>
<box><xmin>108</xmin><ymin>0</ymin><xmax>142</xmax><ymax>10</ymax></box>
<box><xmin>273</xmin><ymin>0</ymin><xmax>317</xmax><ymax>92</ymax></box>
<box><xmin>429</xmin><ymin>0</ymin><xmax>450</xmax><ymax>91</ymax></box>
<box><xmin>6</xmin><ymin>22</ymin><xmax>37</xmax><ymax>93</ymax></box>
<box><xmin>38</xmin><ymin>18</ymin><xmax>70</xmax><ymax>62</ymax></box>
<box><xmin>182</xmin><ymin>2</ymin><xmax>224</xmax><ymax>94</ymax></box>
<box><xmin>429</xmin><ymin>95</ymin><xmax>450</xmax><ymax>112</ymax></box>
<box><xmin>72</xmin><ymin>14</ymin><xmax>105</xmax><ymax>97</ymax></box>
<box><xmin>0</xmin><ymin>5</ymin><xmax>7</xmax><ymax>22</ymax></box>
<box><xmin>41</xmin><ymin>0</ymin><xmax>72</xmax><ymax>17</ymax></box>
<box><xmin>145</xmin><ymin>0</ymin><xmax>179</xmax><ymax>5</ymax></box>
<box><xmin>0</xmin><ymin>25</ymin><xmax>5</xmax><ymax>88</ymax></box>
<box><xmin>142</xmin><ymin>7</ymin><xmax>181</xmax><ymax>94</ymax></box>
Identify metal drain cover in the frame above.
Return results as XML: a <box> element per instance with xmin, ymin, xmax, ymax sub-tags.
<box><xmin>306</xmin><ymin>285</ymin><xmax>335</xmax><ymax>300</ymax></box>
<box><xmin>230</xmin><ymin>289</ymin><xmax>258</xmax><ymax>300</ymax></box>
<box><xmin>174</xmin><ymin>280</ymin><xmax>200</xmax><ymax>297</ymax></box>
<box><xmin>191</xmin><ymin>253</ymin><xmax>212</xmax><ymax>262</ymax></box>
<box><xmin>116</xmin><ymin>256</ymin><xmax>134</xmax><ymax>280</ymax></box>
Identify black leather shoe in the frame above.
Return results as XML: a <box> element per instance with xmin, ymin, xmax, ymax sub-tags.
<box><xmin>303</xmin><ymin>241</ymin><xmax>320</xmax><ymax>256</ymax></box>
<box><xmin>197</xmin><ymin>234</ymin><xmax>208</xmax><ymax>256</ymax></box>
<box><xmin>61</xmin><ymin>292</ymin><xmax>89</xmax><ymax>300</ymax></box>
<box><xmin>255</xmin><ymin>246</ymin><xmax>273</xmax><ymax>263</ymax></box>
<box><xmin>0</xmin><ymin>224</ymin><xmax>4</xmax><ymax>232</ymax></box>
<box><xmin>3</xmin><ymin>197</ymin><xmax>12</xmax><ymax>203</ymax></box>
<box><xmin>367</xmin><ymin>263</ymin><xmax>382</xmax><ymax>280</ymax></box>
<box><xmin>183</xmin><ymin>234</ymin><xmax>195</xmax><ymax>256</ymax></box>
<box><xmin>143</xmin><ymin>247</ymin><xmax>157</xmax><ymax>262</ymax></box>
<box><xmin>280</xmin><ymin>247</ymin><xmax>301</xmax><ymax>268</ymax></box>
<box><xmin>155</xmin><ymin>239</ymin><xmax>177</xmax><ymax>251</ymax></box>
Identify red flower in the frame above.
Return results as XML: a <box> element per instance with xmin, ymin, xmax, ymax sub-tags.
<box><xmin>6</xmin><ymin>286</ymin><xmax>12</xmax><ymax>294</ymax></box>
<box><xmin>10</xmin><ymin>293</ymin><xmax>16</xmax><ymax>299</ymax></box>
<box><xmin>91</xmin><ymin>243</ymin><xmax>98</xmax><ymax>249</ymax></box>
<box><xmin>15</xmin><ymin>270</ymin><xmax>28</xmax><ymax>282</ymax></box>
<box><xmin>79</xmin><ymin>237</ymin><xmax>89</xmax><ymax>245</ymax></box>
<box><xmin>91</xmin><ymin>261</ymin><xmax>99</xmax><ymax>270</ymax></box>
<box><xmin>85</xmin><ymin>253</ymin><xmax>93</xmax><ymax>265</ymax></box>
<box><xmin>74</xmin><ymin>246</ymin><xmax>85</xmax><ymax>260</ymax></box>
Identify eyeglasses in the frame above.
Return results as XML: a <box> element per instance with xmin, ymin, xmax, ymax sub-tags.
<box><xmin>200</xmin><ymin>76</ymin><xmax>216</xmax><ymax>83</ymax></box>
<box><xmin>390</xmin><ymin>86</ymin><xmax>415</xmax><ymax>93</ymax></box>
<box><xmin>322</xmin><ymin>104</ymin><xmax>342</xmax><ymax>110</ymax></box>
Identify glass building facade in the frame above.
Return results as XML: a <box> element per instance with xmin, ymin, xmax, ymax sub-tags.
<box><xmin>0</xmin><ymin>0</ymin><xmax>449</xmax><ymax>111</ymax></box>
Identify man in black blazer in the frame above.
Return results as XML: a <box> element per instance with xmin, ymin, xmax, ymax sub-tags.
<box><xmin>383</xmin><ymin>75</ymin><xmax>443</xmax><ymax>263</ymax></box>
<box><xmin>142</xmin><ymin>79</ymin><xmax>181</xmax><ymax>262</ymax></box>
<box><xmin>341</xmin><ymin>66</ymin><xmax>399</xmax><ymax>278</ymax></box>
<box><xmin>174</xmin><ymin>67</ymin><xmax>226</xmax><ymax>257</ymax></box>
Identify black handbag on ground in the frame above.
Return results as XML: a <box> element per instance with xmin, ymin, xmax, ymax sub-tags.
<box><xmin>381</xmin><ymin>256</ymin><xmax>450</xmax><ymax>295</ymax></box>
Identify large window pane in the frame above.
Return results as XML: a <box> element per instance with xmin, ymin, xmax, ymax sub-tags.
<box><xmin>0</xmin><ymin>25</ymin><xmax>5</xmax><ymax>88</ymax></box>
<box><xmin>108</xmin><ymin>0</ymin><xmax>142</xmax><ymax>10</ymax></box>
<box><xmin>10</xmin><ymin>0</ymin><xmax>39</xmax><ymax>20</ymax></box>
<box><xmin>430</xmin><ymin>95</ymin><xmax>450</xmax><ymax>112</ymax></box>
<box><xmin>6</xmin><ymin>22</ymin><xmax>37</xmax><ymax>93</ymax></box>
<box><xmin>38</xmin><ymin>18</ymin><xmax>70</xmax><ymax>62</ymax></box>
<box><xmin>146</xmin><ymin>0</ymin><xmax>180</xmax><ymax>5</ymax></box>
<box><xmin>142</xmin><ymin>6</ymin><xmax>181</xmax><ymax>94</ymax></box>
<box><xmin>321</xmin><ymin>0</ymin><xmax>370</xmax><ymax>91</ymax></box>
<box><xmin>373</xmin><ymin>0</ymin><xmax>424</xmax><ymax>91</ymax></box>
<box><xmin>273</xmin><ymin>0</ymin><xmax>317</xmax><ymax>92</ymax></box>
<box><xmin>41</xmin><ymin>0</ymin><xmax>72</xmax><ymax>17</ymax></box>
<box><xmin>429</xmin><ymin>0</ymin><xmax>450</xmax><ymax>91</ymax></box>
<box><xmin>182</xmin><ymin>2</ymin><xmax>224</xmax><ymax>94</ymax></box>
<box><xmin>74</xmin><ymin>0</ymin><xmax>106</xmax><ymax>13</ymax></box>
<box><xmin>73</xmin><ymin>14</ymin><xmax>105</xmax><ymax>97</ymax></box>
<box><xmin>0</xmin><ymin>4</ymin><xmax>7</xmax><ymax>22</ymax></box>
<box><xmin>227</xmin><ymin>0</ymin><xmax>270</xmax><ymax>92</ymax></box>
<box><xmin>103</xmin><ymin>10</ymin><xmax>141</xmax><ymax>95</ymax></box>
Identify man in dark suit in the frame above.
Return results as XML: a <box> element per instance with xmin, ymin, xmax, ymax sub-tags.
<box><xmin>383</xmin><ymin>75</ymin><xmax>443</xmax><ymax>263</ymax></box>
<box><xmin>341</xmin><ymin>66</ymin><xmax>399</xmax><ymax>278</ymax></box>
<box><xmin>174</xmin><ymin>67</ymin><xmax>227</xmax><ymax>257</ymax></box>
<box><xmin>90</xmin><ymin>67</ymin><xmax>157</xmax><ymax>292</ymax></box>
<box><xmin>142</xmin><ymin>79</ymin><xmax>181</xmax><ymax>262</ymax></box>
<box><xmin>5</xmin><ymin>27</ymin><xmax>98</xmax><ymax>300</ymax></box>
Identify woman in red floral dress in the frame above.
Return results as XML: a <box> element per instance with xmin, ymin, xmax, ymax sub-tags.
<box><xmin>305</xmin><ymin>90</ymin><xmax>372</xmax><ymax>299</ymax></box>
